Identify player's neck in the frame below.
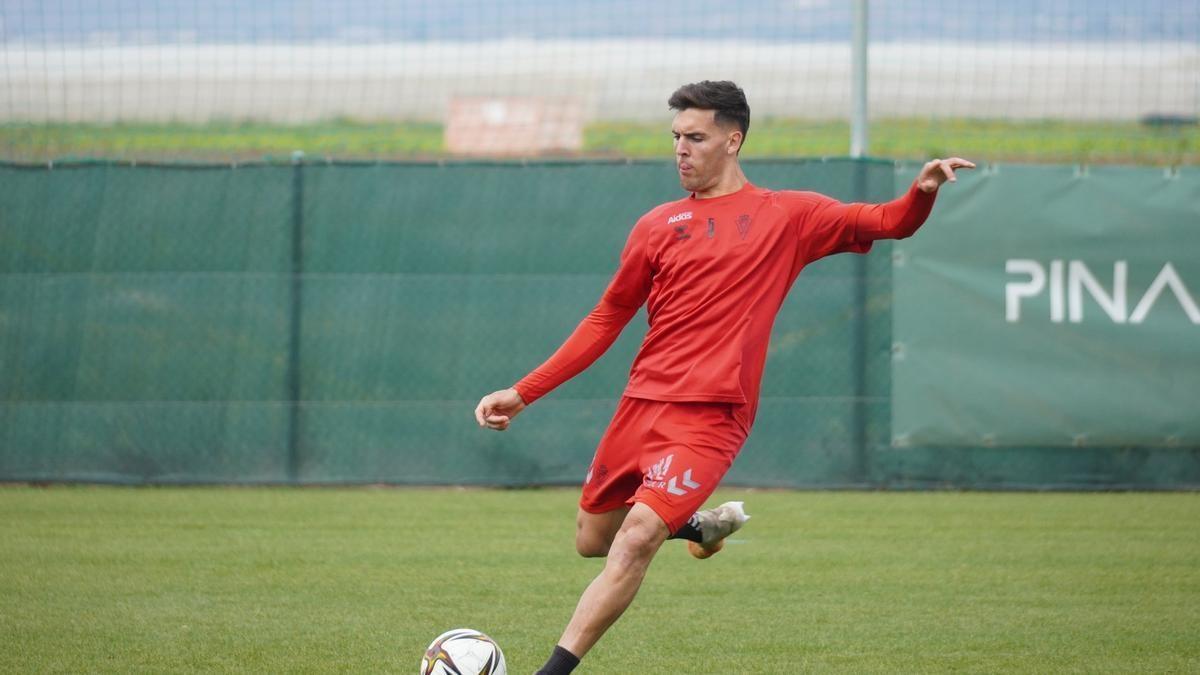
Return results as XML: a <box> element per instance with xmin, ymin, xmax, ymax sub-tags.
<box><xmin>692</xmin><ymin>164</ymin><xmax>748</xmax><ymax>200</ymax></box>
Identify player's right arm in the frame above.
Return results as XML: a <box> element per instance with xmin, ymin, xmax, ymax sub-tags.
<box><xmin>474</xmin><ymin>218</ymin><xmax>654</xmax><ymax>431</ymax></box>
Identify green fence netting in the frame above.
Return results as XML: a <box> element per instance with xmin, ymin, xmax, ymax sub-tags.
<box><xmin>1</xmin><ymin>159</ymin><xmax>1196</xmax><ymax>488</ymax></box>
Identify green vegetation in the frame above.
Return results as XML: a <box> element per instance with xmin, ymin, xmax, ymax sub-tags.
<box><xmin>589</xmin><ymin>118</ymin><xmax>1200</xmax><ymax>165</ymax></box>
<box><xmin>0</xmin><ymin>120</ymin><xmax>445</xmax><ymax>163</ymax></box>
<box><xmin>2</xmin><ymin>118</ymin><xmax>1195</xmax><ymax>164</ymax></box>
<box><xmin>2</xmin><ymin>487</ymin><xmax>1198</xmax><ymax>673</ymax></box>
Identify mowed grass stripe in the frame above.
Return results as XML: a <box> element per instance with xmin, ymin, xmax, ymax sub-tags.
<box><xmin>1</xmin><ymin>487</ymin><xmax>1197</xmax><ymax>673</ymax></box>
<box><xmin>2</xmin><ymin>119</ymin><xmax>1196</xmax><ymax>164</ymax></box>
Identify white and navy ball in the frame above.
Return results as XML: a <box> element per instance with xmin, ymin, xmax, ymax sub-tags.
<box><xmin>420</xmin><ymin>628</ymin><xmax>507</xmax><ymax>675</ymax></box>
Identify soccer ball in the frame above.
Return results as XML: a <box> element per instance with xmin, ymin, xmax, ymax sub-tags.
<box><xmin>420</xmin><ymin>628</ymin><xmax>507</xmax><ymax>675</ymax></box>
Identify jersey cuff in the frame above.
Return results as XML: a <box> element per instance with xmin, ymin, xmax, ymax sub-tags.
<box><xmin>511</xmin><ymin>383</ymin><xmax>537</xmax><ymax>406</ymax></box>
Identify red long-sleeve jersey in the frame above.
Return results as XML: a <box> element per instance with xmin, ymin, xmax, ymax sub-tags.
<box><xmin>514</xmin><ymin>180</ymin><xmax>936</xmax><ymax>427</ymax></box>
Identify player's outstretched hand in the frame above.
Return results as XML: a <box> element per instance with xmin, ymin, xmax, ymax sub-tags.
<box><xmin>474</xmin><ymin>388</ymin><xmax>527</xmax><ymax>431</ymax></box>
<box><xmin>916</xmin><ymin>157</ymin><xmax>976</xmax><ymax>193</ymax></box>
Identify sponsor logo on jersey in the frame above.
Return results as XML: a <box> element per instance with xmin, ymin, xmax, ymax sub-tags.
<box><xmin>667</xmin><ymin>211</ymin><xmax>693</xmax><ymax>225</ymax></box>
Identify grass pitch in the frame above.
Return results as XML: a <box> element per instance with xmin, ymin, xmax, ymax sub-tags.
<box><xmin>2</xmin><ymin>487</ymin><xmax>1198</xmax><ymax>673</ymax></box>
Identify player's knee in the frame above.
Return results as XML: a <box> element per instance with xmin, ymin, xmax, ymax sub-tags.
<box><xmin>606</xmin><ymin>525</ymin><xmax>662</xmax><ymax>575</ymax></box>
<box><xmin>575</xmin><ymin>534</ymin><xmax>611</xmax><ymax>558</ymax></box>
<box><xmin>623</xmin><ymin>526</ymin><xmax>661</xmax><ymax>557</ymax></box>
<box><xmin>574</xmin><ymin>508</ymin><xmax>625</xmax><ymax>558</ymax></box>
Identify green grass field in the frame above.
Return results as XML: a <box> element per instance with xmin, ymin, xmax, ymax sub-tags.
<box><xmin>3</xmin><ymin>118</ymin><xmax>1196</xmax><ymax>165</ymax></box>
<box><xmin>3</xmin><ymin>487</ymin><xmax>1198</xmax><ymax>673</ymax></box>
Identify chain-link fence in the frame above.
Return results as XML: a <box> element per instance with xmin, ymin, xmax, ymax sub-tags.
<box><xmin>1</xmin><ymin>1</ymin><xmax>1196</xmax><ymax>164</ymax></box>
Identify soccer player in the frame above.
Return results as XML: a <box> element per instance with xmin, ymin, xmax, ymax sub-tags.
<box><xmin>474</xmin><ymin>80</ymin><xmax>973</xmax><ymax>674</ymax></box>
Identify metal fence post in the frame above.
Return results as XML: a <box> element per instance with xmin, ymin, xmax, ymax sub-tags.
<box><xmin>287</xmin><ymin>151</ymin><xmax>305</xmax><ymax>483</ymax></box>
<box><xmin>850</xmin><ymin>0</ymin><xmax>869</xmax><ymax>159</ymax></box>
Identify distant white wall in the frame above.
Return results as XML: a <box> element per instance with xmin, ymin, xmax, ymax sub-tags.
<box><xmin>1</xmin><ymin>41</ymin><xmax>1195</xmax><ymax>123</ymax></box>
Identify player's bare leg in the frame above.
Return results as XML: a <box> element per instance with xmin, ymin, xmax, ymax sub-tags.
<box><xmin>555</xmin><ymin>504</ymin><xmax>669</xmax><ymax>661</ymax></box>
<box><xmin>541</xmin><ymin>501</ymin><xmax>748</xmax><ymax>671</ymax></box>
<box><xmin>573</xmin><ymin>505</ymin><xmax>630</xmax><ymax>558</ymax></box>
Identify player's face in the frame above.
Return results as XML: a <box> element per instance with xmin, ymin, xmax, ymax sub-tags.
<box><xmin>672</xmin><ymin>108</ymin><xmax>742</xmax><ymax>192</ymax></box>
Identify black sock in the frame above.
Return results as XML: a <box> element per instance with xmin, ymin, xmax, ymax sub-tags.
<box><xmin>668</xmin><ymin>513</ymin><xmax>702</xmax><ymax>543</ymax></box>
<box><xmin>536</xmin><ymin>645</ymin><xmax>580</xmax><ymax>675</ymax></box>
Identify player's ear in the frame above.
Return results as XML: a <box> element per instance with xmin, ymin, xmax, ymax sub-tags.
<box><xmin>727</xmin><ymin>130</ymin><xmax>744</xmax><ymax>155</ymax></box>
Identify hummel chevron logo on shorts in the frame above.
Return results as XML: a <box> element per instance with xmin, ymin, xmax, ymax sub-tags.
<box><xmin>666</xmin><ymin>469</ymin><xmax>701</xmax><ymax>496</ymax></box>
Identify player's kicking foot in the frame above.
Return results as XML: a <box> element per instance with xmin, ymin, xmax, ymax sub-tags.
<box><xmin>687</xmin><ymin>501</ymin><xmax>750</xmax><ymax>559</ymax></box>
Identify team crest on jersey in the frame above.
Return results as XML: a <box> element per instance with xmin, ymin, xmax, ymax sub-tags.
<box><xmin>736</xmin><ymin>214</ymin><xmax>752</xmax><ymax>240</ymax></box>
<box><xmin>729</xmin><ymin>214</ymin><xmax>748</xmax><ymax>239</ymax></box>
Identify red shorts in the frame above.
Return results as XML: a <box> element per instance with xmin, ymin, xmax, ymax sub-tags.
<box><xmin>579</xmin><ymin>396</ymin><xmax>749</xmax><ymax>533</ymax></box>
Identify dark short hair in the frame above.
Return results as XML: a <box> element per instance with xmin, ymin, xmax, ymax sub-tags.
<box><xmin>668</xmin><ymin>80</ymin><xmax>750</xmax><ymax>139</ymax></box>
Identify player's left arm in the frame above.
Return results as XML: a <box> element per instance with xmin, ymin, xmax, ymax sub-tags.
<box><xmin>854</xmin><ymin>157</ymin><xmax>976</xmax><ymax>242</ymax></box>
<box><xmin>795</xmin><ymin>157</ymin><xmax>975</xmax><ymax>261</ymax></box>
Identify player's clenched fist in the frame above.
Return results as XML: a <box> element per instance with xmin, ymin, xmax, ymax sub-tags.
<box><xmin>916</xmin><ymin>157</ymin><xmax>976</xmax><ymax>193</ymax></box>
<box><xmin>474</xmin><ymin>388</ymin><xmax>527</xmax><ymax>431</ymax></box>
